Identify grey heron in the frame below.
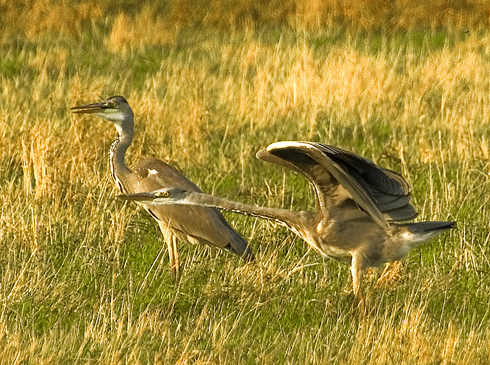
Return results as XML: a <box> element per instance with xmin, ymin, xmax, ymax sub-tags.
<box><xmin>70</xmin><ymin>95</ymin><xmax>254</xmax><ymax>276</ymax></box>
<box><xmin>118</xmin><ymin>141</ymin><xmax>455</xmax><ymax>302</ymax></box>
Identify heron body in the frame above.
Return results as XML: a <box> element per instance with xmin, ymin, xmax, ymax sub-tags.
<box><xmin>71</xmin><ymin>96</ymin><xmax>254</xmax><ymax>276</ymax></box>
<box><xmin>118</xmin><ymin>141</ymin><xmax>455</xmax><ymax>301</ymax></box>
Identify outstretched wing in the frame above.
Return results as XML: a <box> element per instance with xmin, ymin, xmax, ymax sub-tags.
<box><xmin>256</xmin><ymin>142</ymin><xmax>416</xmax><ymax>229</ymax></box>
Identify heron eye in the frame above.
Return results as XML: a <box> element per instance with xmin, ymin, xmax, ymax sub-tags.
<box><xmin>107</xmin><ymin>100</ymin><xmax>116</xmax><ymax>108</ymax></box>
<box><xmin>163</xmin><ymin>191</ymin><xmax>169</xmax><ymax>197</ymax></box>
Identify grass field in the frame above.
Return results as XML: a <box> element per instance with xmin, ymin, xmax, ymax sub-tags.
<box><xmin>1</xmin><ymin>1</ymin><xmax>490</xmax><ymax>364</ymax></box>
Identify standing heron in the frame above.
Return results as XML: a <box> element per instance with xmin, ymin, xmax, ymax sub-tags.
<box><xmin>117</xmin><ymin>141</ymin><xmax>455</xmax><ymax>302</ymax></box>
<box><xmin>70</xmin><ymin>95</ymin><xmax>254</xmax><ymax>276</ymax></box>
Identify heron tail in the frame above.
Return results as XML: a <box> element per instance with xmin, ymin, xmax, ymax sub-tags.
<box><xmin>401</xmin><ymin>221</ymin><xmax>456</xmax><ymax>247</ymax></box>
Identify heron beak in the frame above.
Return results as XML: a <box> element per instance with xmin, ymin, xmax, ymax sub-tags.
<box><xmin>70</xmin><ymin>101</ymin><xmax>107</xmax><ymax>114</ymax></box>
<box><xmin>117</xmin><ymin>192</ymin><xmax>156</xmax><ymax>202</ymax></box>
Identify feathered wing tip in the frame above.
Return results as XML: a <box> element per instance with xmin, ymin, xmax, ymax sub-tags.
<box><xmin>240</xmin><ymin>246</ymin><xmax>256</xmax><ymax>262</ymax></box>
<box><xmin>227</xmin><ymin>229</ymin><xmax>255</xmax><ymax>262</ymax></box>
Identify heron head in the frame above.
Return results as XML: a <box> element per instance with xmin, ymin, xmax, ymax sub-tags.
<box><xmin>71</xmin><ymin>95</ymin><xmax>133</xmax><ymax>124</ymax></box>
<box><xmin>117</xmin><ymin>187</ymin><xmax>190</xmax><ymax>205</ymax></box>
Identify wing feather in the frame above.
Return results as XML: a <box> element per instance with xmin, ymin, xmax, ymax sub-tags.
<box><xmin>257</xmin><ymin>142</ymin><xmax>416</xmax><ymax>228</ymax></box>
<box><xmin>128</xmin><ymin>158</ymin><xmax>252</xmax><ymax>258</ymax></box>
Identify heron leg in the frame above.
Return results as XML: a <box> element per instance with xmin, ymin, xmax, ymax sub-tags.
<box><xmin>166</xmin><ymin>236</ymin><xmax>180</xmax><ymax>278</ymax></box>
<box><xmin>171</xmin><ymin>236</ymin><xmax>180</xmax><ymax>278</ymax></box>
<box><xmin>351</xmin><ymin>252</ymin><xmax>365</xmax><ymax>312</ymax></box>
<box><xmin>159</xmin><ymin>223</ymin><xmax>180</xmax><ymax>278</ymax></box>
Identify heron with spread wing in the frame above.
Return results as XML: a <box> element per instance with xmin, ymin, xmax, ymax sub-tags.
<box><xmin>71</xmin><ymin>96</ymin><xmax>254</xmax><ymax>276</ymax></box>
<box><xmin>118</xmin><ymin>141</ymin><xmax>455</xmax><ymax>301</ymax></box>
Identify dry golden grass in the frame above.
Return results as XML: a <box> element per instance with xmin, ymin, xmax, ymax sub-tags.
<box><xmin>2</xmin><ymin>0</ymin><xmax>490</xmax><ymax>45</ymax></box>
<box><xmin>106</xmin><ymin>6</ymin><xmax>180</xmax><ymax>54</ymax></box>
<box><xmin>0</xmin><ymin>1</ymin><xmax>489</xmax><ymax>364</ymax></box>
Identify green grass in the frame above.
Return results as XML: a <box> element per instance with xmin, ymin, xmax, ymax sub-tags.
<box><xmin>1</xmin><ymin>6</ymin><xmax>490</xmax><ymax>364</ymax></box>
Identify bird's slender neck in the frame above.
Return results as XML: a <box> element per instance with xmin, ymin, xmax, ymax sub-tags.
<box><xmin>188</xmin><ymin>192</ymin><xmax>315</xmax><ymax>233</ymax></box>
<box><xmin>109</xmin><ymin>119</ymin><xmax>134</xmax><ymax>193</ymax></box>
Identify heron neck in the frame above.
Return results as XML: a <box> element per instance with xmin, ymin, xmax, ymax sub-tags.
<box><xmin>109</xmin><ymin>122</ymin><xmax>134</xmax><ymax>192</ymax></box>
<box><xmin>190</xmin><ymin>193</ymin><xmax>314</xmax><ymax>233</ymax></box>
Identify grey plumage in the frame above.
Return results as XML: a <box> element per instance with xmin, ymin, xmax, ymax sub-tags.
<box><xmin>71</xmin><ymin>96</ymin><xmax>254</xmax><ymax>276</ymax></box>
<box><xmin>118</xmin><ymin>141</ymin><xmax>455</xmax><ymax>303</ymax></box>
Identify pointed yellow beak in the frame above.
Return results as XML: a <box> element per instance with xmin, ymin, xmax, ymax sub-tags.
<box><xmin>117</xmin><ymin>192</ymin><xmax>156</xmax><ymax>202</ymax></box>
<box><xmin>70</xmin><ymin>102</ymin><xmax>107</xmax><ymax>114</ymax></box>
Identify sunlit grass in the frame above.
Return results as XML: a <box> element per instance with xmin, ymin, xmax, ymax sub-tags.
<box><xmin>1</xmin><ymin>2</ymin><xmax>490</xmax><ymax>364</ymax></box>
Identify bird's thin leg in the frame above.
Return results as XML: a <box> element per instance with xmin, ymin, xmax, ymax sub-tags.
<box><xmin>351</xmin><ymin>252</ymin><xmax>365</xmax><ymax>312</ymax></box>
<box><xmin>172</xmin><ymin>236</ymin><xmax>180</xmax><ymax>278</ymax></box>
<box><xmin>160</xmin><ymin>223</ymin><xmax>180</xmax><ymax>278</ymax></box>
<box><xmin>166</xmin><ymin>238</ymin><xmax>175</xmax><ymax>275</ymax></box>
<box><xmin>166</xmin><ymin>237</ymin><xmax>180</xmax><ymax>278</ymax></box>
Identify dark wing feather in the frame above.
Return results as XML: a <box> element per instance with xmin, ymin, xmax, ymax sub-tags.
<box><xmin>257</xmin><ymin>142</ymin><xmax>416</xmax><ymax>228</ymax></box>
<box><xmin>130</xmin><ymin>158</ymin><xmax>253</xmax><ymax>260</ymax></box>
<box><xmin>256</xmin><ymin>146</ymin><xmax>341</xmax><ymax>218</ymax></box>
<box><xmin>312</xmin><ymin>144</ymin><xmax>416</xmax><ymax>221</ymax></box>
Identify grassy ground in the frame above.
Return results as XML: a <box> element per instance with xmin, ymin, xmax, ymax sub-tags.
<box><xmin>1</xmin><ymin>1</ymin><xmax>490</xmax><ymax>364</ymax></box>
